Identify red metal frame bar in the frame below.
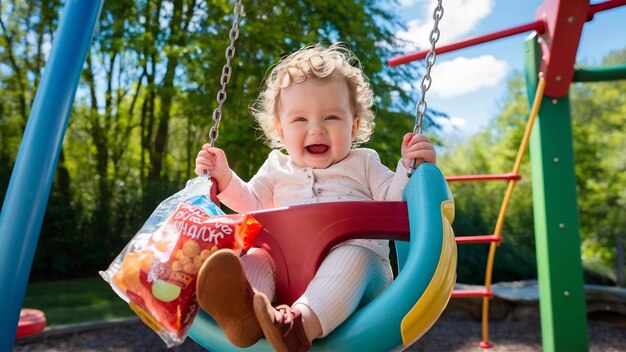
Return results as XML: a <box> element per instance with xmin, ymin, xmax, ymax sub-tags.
<box><xmin>541</xmin><ymin>0</ymin><xmax>626</xmax><ymax>97</ymax></box>
<box><xmin>446</xmin><ymin>173</ymin><xmax>521</xmax><ymax>183</ymax></box>
<box><xmin>587</xmin><ymin>0</ymin><xmax>626</xmax><ymax>20</ymax></box>
<box><xmin>535</xmin><ymin>0</ymin><xmax>588</xmax><ymax>97</ymax></box>
<box><xmin>451</xmin><ymin>288</ymin><xmax>494</xmax><ymax>298</ymax></box>
<box><xmin>388</xmin><ymin>20</ymin><xmax>545</xmax><ymax>67</ymax></box>
<box><xmin>388</xmin><ymin>0</ymin><xmax>626</xmax><ymax>96</ymax></box>
<box><xmin>456</xmin><ymin>235</ymin><xmax>504</xmax><ymax>244</ymax></box>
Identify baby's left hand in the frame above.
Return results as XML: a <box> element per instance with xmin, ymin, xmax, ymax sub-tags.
<box><xmin>401</xmin><ymin>133</ymin><xmax>436</xmax><ymax>169</ymax></box>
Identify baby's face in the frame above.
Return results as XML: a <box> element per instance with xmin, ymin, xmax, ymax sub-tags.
<box><xmin>275</xmin><ymin>77</ymin><xmax>360</xmax><ymax>169</ymax></box>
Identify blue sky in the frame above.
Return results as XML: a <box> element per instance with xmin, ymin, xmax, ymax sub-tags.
<box><xmin>390</xmin><ymin>0</ymin><xmax>626</xmax><ymax>139</ymax></box>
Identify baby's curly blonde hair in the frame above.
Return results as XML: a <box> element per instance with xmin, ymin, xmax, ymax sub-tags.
<box><xmin>250</xmin><ymin>42</ymin><xmax>376</xmax><ymax>149</ymax></box>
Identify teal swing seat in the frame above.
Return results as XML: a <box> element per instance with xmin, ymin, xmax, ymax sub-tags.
<box><xmin>189</xmin><ymin>162</ymin><xmax>457</xmax><ymax>351</ymax></box>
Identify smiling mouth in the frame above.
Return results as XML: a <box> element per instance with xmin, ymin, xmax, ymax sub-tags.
<box><xmin>306</xmin><ymin>144</ymin><xmax>329</xmax><ymax>154</ymax></box>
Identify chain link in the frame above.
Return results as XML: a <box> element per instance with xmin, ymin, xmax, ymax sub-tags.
<box><xmin>408</xmin><ymin>0</ymin><xmax>444</xmax><ymax>176</ymax></box>
<box><xmin>209</xmin><ymin>0</ymin><xmax>244</xmax><ymax>147</ymax></box>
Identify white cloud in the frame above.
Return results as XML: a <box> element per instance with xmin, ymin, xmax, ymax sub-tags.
<box><xmin>398</xmin><ymin>0</ymin><xmax>417</xmax><ymax>7</ymax></box>
<box><xmin>435</xmin><ymin>115</ymin><xmax>466</xmax><ymax>131</ymax></box>
<box><xmin>428</xmin><ymin>55</ymin><xmax>508</xmax><ymax>98</ymax></box>
<box><xmin>396</xmin><ymin>0</ymin><xmax>494</xmax><ymax>50</ymax></box>
<box><xmin>435</xmin><ymin>111</ymin><xmax>492</xmax><ymax>138</ymax></box>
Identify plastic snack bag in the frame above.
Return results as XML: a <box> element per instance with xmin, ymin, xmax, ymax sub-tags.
<box><xmin>100</xmin><ymin>176</ymin><xmax>261</xmax><ymax>347</ymax></box>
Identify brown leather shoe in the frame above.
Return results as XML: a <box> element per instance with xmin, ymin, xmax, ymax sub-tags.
<box><xmin>196</xmin><ymin>249</ymin><xmax>262</xmax><ymax>347</ymax></box>
<box><xmin>253</xmin><ymin>292</ymin><xmax>311</xmax><ymax>352</ymax></box>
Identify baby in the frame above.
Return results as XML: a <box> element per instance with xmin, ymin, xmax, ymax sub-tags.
<box><xmin>194</xmin><ymin>42</ymin><xmax>436</xmax><ymax>351</ymax></box>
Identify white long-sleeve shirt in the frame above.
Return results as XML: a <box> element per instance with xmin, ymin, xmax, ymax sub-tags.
<box><xmin>218</xmin><ymin>148</ymin><xmax>410</xmax><ymax>259</ymax></box>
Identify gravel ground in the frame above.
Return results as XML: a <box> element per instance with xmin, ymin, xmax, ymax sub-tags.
<box><xmin>14</xmin><ymin>310</ymin><xmax>626</xmax><ymax>351</ymax></box>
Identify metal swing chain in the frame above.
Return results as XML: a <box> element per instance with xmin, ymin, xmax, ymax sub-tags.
<box><xmin>408</xmin><ymin>0</ymin><xmax>444</xmax><ymax>177</ymax></box>
<box><xmin>209</xmin><ymin>0</ymin><xmax>244</xmax><ymax>147</ymax></box>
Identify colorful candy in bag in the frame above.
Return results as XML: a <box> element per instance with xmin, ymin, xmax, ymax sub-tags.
<box><xmin>100</xmin><ymin>176</ymin><xmax>261</xmax><ymax>347</ymax></box>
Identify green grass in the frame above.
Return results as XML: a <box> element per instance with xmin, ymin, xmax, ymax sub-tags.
<box><xmin>22</xmin><ymin>276</ymin><xmax>135</xmax><ymax>326</ymax></box>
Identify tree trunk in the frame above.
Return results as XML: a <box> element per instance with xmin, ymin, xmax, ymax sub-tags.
<box><xmin>84</xmin><ymin>56</ymin><xmax>113</xmax><ymax>241</ymax></box>
<box><xmin>147</xmin><ymin>0</ymin><xmax>194</xmax><ymax>184</ymax></box>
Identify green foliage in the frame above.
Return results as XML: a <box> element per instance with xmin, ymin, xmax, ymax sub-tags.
<box><xmin>570</xmin><ymin>50</ymin><xmax>626</xmax><ymax>277</ymax></box>
<box><xmin>3</xmin><ymin>0</ymin><xmax>623</xmax><ymax>287</ymax></box>
<box><xmin>440</xmin><ymin>73</ymin><xmax>539</xmax><ymax>284</ymax></box>
<box><xmin>443</xmin><ymin>52</ymin><xmax>626</xmax><ymax>284</ymax></box>
<box><xmin>1</xmin><ymin>0</ymin><xmax>431</xmax><ymax>279</ymax></box>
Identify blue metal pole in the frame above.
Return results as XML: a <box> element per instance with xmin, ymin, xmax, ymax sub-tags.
<box><xmin>0</xmin><ymin>0</ymin><xmax>103</xmax><ymax>348</ymax></box>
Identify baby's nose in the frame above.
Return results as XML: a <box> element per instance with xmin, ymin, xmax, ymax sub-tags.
<box><xmin>308</xmin><ymin>123</ymin><xmax>325</xmax><ymax>135</ymax></box>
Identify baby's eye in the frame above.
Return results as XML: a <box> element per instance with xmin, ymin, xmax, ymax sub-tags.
<box><xmin>294</xmin><ymin>117</ymin><xmax>307</xmax><ymax>122</ymax></box>
<box><xmin>326</xmin><ymin>115</ymin><xmax>339</xmax><ymax>120</ymax></box>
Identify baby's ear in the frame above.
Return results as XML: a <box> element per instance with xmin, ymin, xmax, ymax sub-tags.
<box><xmin>351</xmin><ymin>116</ymin><xmax>361</xmax><ymax>140</ymax></box>
<box><xmin>274</xmin><ymin>119</ymin><xmax>284</xmax><ymax>140</ymax></box>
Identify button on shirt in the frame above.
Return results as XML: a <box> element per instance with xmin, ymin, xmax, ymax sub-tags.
<box><xmin>218</xmin><ymin>148</ymin><xmax>410</xmax><ymax>259</ymax></box>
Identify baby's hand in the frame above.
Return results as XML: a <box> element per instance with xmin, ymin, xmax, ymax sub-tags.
<box><xmin>195</xmin><ymin>144</ymin><xmax>233</xmax><ymax>192</ymax></box>
<box><xmin>401</xmin><ymin>133</ymin><xmax>436</xmax><ymax>170</ymax></box>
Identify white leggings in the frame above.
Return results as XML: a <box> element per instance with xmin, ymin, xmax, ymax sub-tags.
<box><xmin>241</xmin><ymin>245</ymin><xmax>393</xmax><ymax>337</ymax></box>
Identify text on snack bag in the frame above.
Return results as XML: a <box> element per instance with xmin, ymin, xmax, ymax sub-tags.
<box><xmin>173</xmin><ymin>204</ymin><xmax>234</xmax><ymax>245</ymax></box>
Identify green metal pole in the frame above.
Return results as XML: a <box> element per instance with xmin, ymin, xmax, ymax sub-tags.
<box><xmin>524</xmin><ymin>34</ymin><xmax>588</xmax><ymax>352</ymax></box>
<box><xmin>573</xmin><ymin>64</ymin><xmax>626</xmax><ymax>82</ymax></box>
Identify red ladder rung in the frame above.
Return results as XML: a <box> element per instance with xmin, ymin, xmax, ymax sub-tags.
<box><xmin>451</xmin><ymin>288</ymin><xmax>494</xmax><ymax>298</ymax></box>
<box><xmin>446</xmin><ymin>173</ymin><xmax>521</xmax><ymax>182</ymax></box>
<box><xmin>455</xmin><ymin>235</ymin><xmax>503</xmax><ymax>244</ymax></box>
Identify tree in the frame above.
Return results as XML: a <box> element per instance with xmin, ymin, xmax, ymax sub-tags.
<box><xmin>0</xmin><ymin>0</ymin><xmax>62</xmax><ymax>200</ymax></box>
<box><xmin>570</xmin><ymin>50</ymin><xmax>626</xmax><ymax>279</ymax></box>
<box><xmin>2</xmin><ymin>0</ymin><xmax>442</xmax><ymax>278</ymax></box>
<box><xmin>441</xmin><ymin>50</ymin><xmax>626</xmax><ymax>284</ymax></box>
<box><xmin>440</xmin><ymin>73</ymin><xmax>537</xmax><ymax>283</ymax></box>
